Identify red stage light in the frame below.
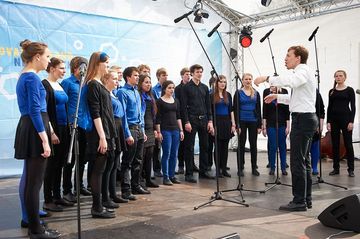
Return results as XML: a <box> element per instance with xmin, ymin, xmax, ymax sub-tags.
<box><xmin>239</xmin><ymin>26</ymin><xmax>253</xmax><ymax>48</ymax></box>
<box><xmin>240</xmin><ymin>35</ymin><xmax>252</xmax><ymax>48</ymax></box>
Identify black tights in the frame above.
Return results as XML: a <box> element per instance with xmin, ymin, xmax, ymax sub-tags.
<box><xmin>102</xmin><ymin>150</ymin><xmax>115</xmax><ymax>202</ymax></box>
<box><xmin>90</xmin><ymin>154</ymin><xmax>107</xmax><ymax>212</ymax></box>
<box><xmin>143</xmin><ymin>146</ymin><xmax>154</xmax><ymax>183</ymax></box>
<box><xmin>25</xmin><ymin>157</ymin><xmax>47</xmax><ymax>234</ymax></box>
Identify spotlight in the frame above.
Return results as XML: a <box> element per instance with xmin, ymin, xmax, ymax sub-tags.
<box><xmin>193</xmin><ymin>0</ymin><xmax>209</xmax><ymax>23</ymax></box>
<box><xmin>239</xmin><ymin>26</ymin><xmax>252</xmax><ymax>48</ymax></box>
<box><xmin>261</xmin><ymin>0</ymin><xmax>272</xmax><ymax>7</ymax></box>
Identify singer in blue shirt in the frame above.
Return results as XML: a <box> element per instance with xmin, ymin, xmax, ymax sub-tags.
<box><xmin>60</xmin><ymin>56</ymin><xmax>92</xmax><ymax>200</ymax></box>
<box><xmin>117</xmin><ymin>66</ymin><xmax>150</xmax><ymax>199</ymax></box>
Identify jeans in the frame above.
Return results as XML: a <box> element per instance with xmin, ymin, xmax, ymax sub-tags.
<box><xmin>267</xmin><ymin>126</ymin><xmax>287</xmax><ymax>171</ymax></box>
<box><xmin>161</xmin><ymin>130</ymin><xmax>180</xmax><ymax>179</ymax></box>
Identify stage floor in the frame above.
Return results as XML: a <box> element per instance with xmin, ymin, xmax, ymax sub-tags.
<box><xmin>1</xmin><ymin>151</ymin><xmax>359</xmax><ymax>239</ymax></box>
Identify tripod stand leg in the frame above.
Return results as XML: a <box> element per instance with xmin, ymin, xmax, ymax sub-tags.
<box><xmin>194</xmin><ymin>198</ymin><xmax>217</xmax><ymax>210</ymax></box>
<box><xmin>312</xmin><ymin>177</ymin><xmax>348</xmax><ymax>190</ymax></box>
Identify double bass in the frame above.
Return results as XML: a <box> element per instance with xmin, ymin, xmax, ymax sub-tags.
<box><xmin>320</xmin><ymin>131</ymin><xmax>346</xmax><ymax>159</ymax></box>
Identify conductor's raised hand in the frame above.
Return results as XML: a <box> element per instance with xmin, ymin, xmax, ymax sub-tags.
<box><xmin>254</xmin><ymin>76</ymin><xmax>268</xmax><ymax>86</ymax></box>
<box><xmin>264</xmin><ymin>94</ymin><xmax>277</xmax><ymax>104</ymax></box>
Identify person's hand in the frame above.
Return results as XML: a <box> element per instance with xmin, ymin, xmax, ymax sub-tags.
<box><xmin>126</xmin><ymin>136</ymin><xmax>134</xmax><ymax>146</ymax></box>
<box><xmin>285</xmin><ymin>126</ymin><xmax>290</xmax><ymax>136</ymax></box>
<box><xmin>98</xmin><ymin>138</ymin><xmax>107</xmax><ymax>154</ymax></box>
<box><xmin>41</xmin><ymin>141</ymin><xmax>51</xmax><ymax>158</ymax></box>
<box><xmin>157</xmin><ymin>132</ymin><xmax>163</xmax><ymax>142</ymax></box>
<box><xmin>264</xmin><ymin>94</ymin><xmax>277</xmax><ymax>104</ymax></box>
<box><xmin>347</xmin><ymin>122</ymin><xmax>353</xmax><ymax>131</ymax></box>
<box><xmin>231</xmin><ymin>125</ymin><xmax>236</xmax><ymax>134</ymax></box>
<box><xmin>51</xmin><ymin>133</ymin><xmax>60</xmax><ymax>145</ymax></box>
<box><xmin>185</xmin><ymin>123</ymin><xmax>192</xmax><ymax>133</ymax></box>
<box><xmin>327</xmin><ymin>123</ymin><xmax>331</xmax><ymax>132</ymax></box>
<box><xmin>154</xmin><ymin>130</ymin><xmax>158</xmax><ymax>139</ymax></box>
<box><xmin>262</xmin><ymin>128</ymin><xmax>267</xmax><ymax>137</ymax></box>
<box><xmin>180</xmin><ymin>131</ymin><xmax>184</xmax><ymax>141</ymax></box>
<box><xmin>144</xmin><ymin>133</ymin><xmax>148</xmax><ymax>142</ymax></box>
<box><xmin>207</xmin><ymin>122</ymin><xmax>214</xmax><ymax>135</ymax></box>
<box><xmin>257</xmin><ymin>128</ymin><xmax>262</xmax><ymax>134</ymax></box>
<box><xmin>254</xmin><ymin>76</ymin><xmax>268</xmax><ymax>86</ymax></box>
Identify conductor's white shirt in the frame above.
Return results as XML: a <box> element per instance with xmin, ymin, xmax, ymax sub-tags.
<box><xmin>269</xmin><ymin>64</ymin><xmax>316</xmax><ymax>113</ymax></box>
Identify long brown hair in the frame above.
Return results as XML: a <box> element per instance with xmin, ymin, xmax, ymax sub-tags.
<box><xmin>20</xmin><ymin>39</ymin><xmax>47</xmax><ymax>64</ymax></box>
<box><xmin>138</xmin><ymin>74</ymin><xmax>157</xmax><ymax>114</ymax></box>
<box><xmin>330</xmin><ymin>70</ymin><xmax>347</xmax><ymax>96</ymax></box>
<box><xmin>213</xmin><ymin>75</ymin><xmax>228</xmax><ymax>104</ymax></box>
<box><xmin>85</xmin><ymin>52</ymin><xmax>109</xmax><ymax>83</ymax></box>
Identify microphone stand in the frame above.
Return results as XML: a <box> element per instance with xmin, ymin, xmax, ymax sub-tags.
<box><xmin>67</xmin><ymin>70</ymin><xmax>86</xmax><ymax>239</ymax></box>
<box><xmin>174</xmin><ymin>16</ymin><xmax>248</xmax><ymax>210</ymax></box>
<box><xmin>309</xmin><ymin>27</ymin><xmax>347</xmax><ymax>190</ymax></box>
<box><xmin>213</xmin><ymin>29</ymin><xmax>265</xmax><ymax>196</ymax></box>
<box><xmin>261</xmin><ymin>33</ymin><xmax>292</xmax><ymax>192</ymax></box>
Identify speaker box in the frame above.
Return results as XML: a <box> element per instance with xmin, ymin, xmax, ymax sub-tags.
<box><xmin>318</xmin><ymin>194</ymin><xmax>360</xmax><ymax>232</ymax></box>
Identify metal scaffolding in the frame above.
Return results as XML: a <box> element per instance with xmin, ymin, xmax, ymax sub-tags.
<box><xmin>204</xmin><ymin>0</ymin><xmax>360</xmax><ymax>29</ymax></box>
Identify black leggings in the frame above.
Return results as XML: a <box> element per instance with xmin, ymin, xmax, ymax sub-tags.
<box><xmin>143</xmin><ymin>146</ymin><xmax>154</xmax><ymax>183</ymax></box>
<box><xmin>102</xmin><ymin>150</ymin><xmax>115</xmax><ymax>202</ymax></box>
<box><xmin>25</xmin><ymin>157</ymin><xmax>47</xmax><ymax>234</ymax></box>
<box><xmin>239</xmin><ymin>121</ymin><xmax>258</xmax><ymax>170</ymax></box>
<box><xmin>90</xmin><ymin>154</ymin><xmax>107</xmax><ymax>212</ymax></box>
<box><xmin>330</xmin><ymin>118</ymin><xmax>354</xmax><ymax>171</ymax></box>
<box><xmin>44</xmin><ymin>125</ymin><xmax>68</xmax><ymax>202</ymax></box>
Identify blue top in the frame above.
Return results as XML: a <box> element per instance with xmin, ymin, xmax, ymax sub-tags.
<box><xmin>215</xmin><ymin>99</ymin><xmax>230</xmax><ymax>116</ymax></box>
<box><xmin>54</xmin><ymin>90</ymin><xmax>68</xmax><ymax>126</ymax></box>
<box><xmin>152</xmin><ymin>82</ymin><xmax>162</xmax><ymax>100</ymax></box>
<box><xmin>112</xmin><ymin>86</ymin><xmax>121</xmax><ymax>97</ymax></box>
<box><xmin>117</xmin><ymin>83</ymin><xmax>144</xmax><ymax>138</ymax></box>
<box><xmin>60</xmin><ymin>74</ymin><xmax>80</xmax><ymax>124</ymax></box>
<box><xmin>16</xmin><ymin>72</ymin><xmax>47</xmax><ymax>132</ymax></box>
<box><xmin>239</xmin><ymin>90</ymin><xmax>257</xmax><ymax>122</ymax></box>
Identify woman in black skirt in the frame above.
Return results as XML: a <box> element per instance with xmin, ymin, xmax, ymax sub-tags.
<box><xmin>210</xmin><ymin>75</ymin><xmax>236</xmax><ymax>177</ymax></box>
<box><xmin>15</xmin><ymin>39</ymin><xmax>60</xmax><ymax>238</ymax></box>
<box><xmin>85</xmin><ymin>52</ymin><xmax>117</xmax><ymax>218</ymax></box>
<box><xmin>42</xmin><ymin>57</ymin><xmax>73</xmax><ymax>212</ymax></box>
<box><xmin>138</xmin><ymin>74</ymin><xmax>159</xmax><ymax>188</ymax></box>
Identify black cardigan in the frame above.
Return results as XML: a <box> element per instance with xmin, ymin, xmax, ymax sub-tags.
<box><xmin>42</xmin><ymin>79</ymin><xmax>68</xmax><ymax>135</ymax></box>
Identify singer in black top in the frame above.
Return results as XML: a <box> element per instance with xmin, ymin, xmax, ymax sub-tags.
<box><xmin>85</xmin><ymin>52</ymin><xmax>117</xmax><ymax>219</ymax></box>
<box><xmin>327</xmin><ymin>70</ymin><xmax>356</xmax><ymax>177</ymax></box>
<box><xmin>262</xmin><ymin>86</ymin><xmax>290</xmax><ymax>175</ymax></box>
<box><xmin>181</xmin><ymin>64</ymin><xmax>214</xmax><ymax>183</ymax></box>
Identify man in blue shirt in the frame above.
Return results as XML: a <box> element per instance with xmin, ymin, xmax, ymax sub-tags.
<box><xmin>61</xmin><ymin>56</ymin><xmax>91</xmax><ymax>202</ymax></box>
<box><xmin>117</xmin><ymin>66</ymin><xmax>150</xmax><ymax>200</ymax></box>
<box><xmin>151</xmin><ymin>68</ymin><xmax>168</xmax><ymax>177</ymax></box>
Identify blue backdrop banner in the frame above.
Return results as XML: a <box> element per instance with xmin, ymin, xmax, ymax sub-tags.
<box><xmin>0</xmin><ymin>1</ymin><xmax>222</xmax><ymax>176</ymax></box>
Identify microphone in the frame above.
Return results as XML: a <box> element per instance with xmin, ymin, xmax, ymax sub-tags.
<box><xmin>260</xmin><ymin>28</ymin><xmax>274</xmax><ymax>43</ymax></box>
<box><xmin>308</xmin><ymin>26</ymin><xmax>319</xmax><ymax>41</ymax></box>
<box><xmin>174</xmin><ymin>10</ymin><xmax>193</xmax><ymax>23</ymax></box>
<box><xmin>356</xmin><ymin>89</ymin><xmax>360</xmax><ymax>95</ymax></box>
<box><xmin>79</xmin><ymin>62</ymin><xmax>87</xmax><ymax>77</ymax></box>
<box><xmin>207</xmin><ymin>22</ymin><xmax>222</xmax><ymax>37</ymax></box>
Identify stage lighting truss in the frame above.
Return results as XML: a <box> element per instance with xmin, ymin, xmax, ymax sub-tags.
<box><xmin>239</xmin><ymin>25</ymin><xmax>252</xmax><ymax>48</ymax></box>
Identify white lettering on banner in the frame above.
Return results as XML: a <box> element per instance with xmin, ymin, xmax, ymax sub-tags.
<box><xmin>0</xmin><ymin>68</ymin><xmax>18</xmax><ymax>100</ymax></box>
